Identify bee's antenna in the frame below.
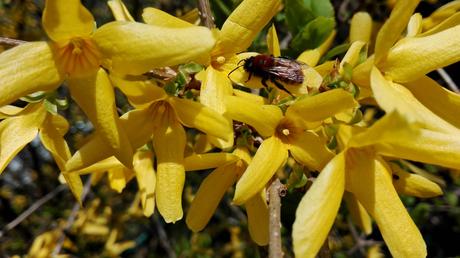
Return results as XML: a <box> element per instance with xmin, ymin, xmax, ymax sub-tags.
<box><xmin>227</xmin><ymin>64</ymin><xmax>245</xmax><ymax>80</ymax></box>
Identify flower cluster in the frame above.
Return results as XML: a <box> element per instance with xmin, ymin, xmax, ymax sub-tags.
<box><xmin>1</xmin><ymin>0</ymin><xmax>460</xmax><ymax>257</ymax></box>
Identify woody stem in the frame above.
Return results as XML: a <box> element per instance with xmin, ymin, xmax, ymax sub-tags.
<box><xmin>197</xmin><ymin>0</ymin><xmax>215</xmax><ymax>29</ymax></box>
<box><xmin>269</xmin><ymin>178</ymin><xmax>285</xmax><ymax>258</ymax></box>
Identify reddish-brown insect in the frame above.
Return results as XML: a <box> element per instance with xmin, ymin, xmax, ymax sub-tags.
<box><xmin>228</xmin><ymin>54</ymin><xmax>305</xmax><ymax>96</ymax></box>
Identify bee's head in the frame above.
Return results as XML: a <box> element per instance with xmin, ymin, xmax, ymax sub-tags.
<box><xmin>243</xmin><ymin>56</ymin><xmax>254</xmax><ymax>71</ymax></box>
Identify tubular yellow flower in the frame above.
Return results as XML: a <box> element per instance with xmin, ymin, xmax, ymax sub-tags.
<box><xmin>0</xmin><ymin>0</ymin><xmax>217</xmax><ymax>169</ymax></box>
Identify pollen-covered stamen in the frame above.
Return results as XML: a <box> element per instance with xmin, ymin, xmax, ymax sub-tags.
<box><xmin>55</xmin><ymin>37</ymin><xmax>101</xmax><ymax>77</ymax></box>
<box><xmin>275</xmin><ymin>118</ymin><xmax>303</xmax><ymax>143</ymax></box>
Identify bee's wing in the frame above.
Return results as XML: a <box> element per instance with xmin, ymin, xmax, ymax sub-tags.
<box><xmin>268</xmin><ymin>58</ymin><xmax>306</xmax><ymax>83</ymax></box>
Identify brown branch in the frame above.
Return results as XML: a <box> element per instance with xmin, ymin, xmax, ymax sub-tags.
<box><xmin>0</xmin><ymin>184</ymin><xmax>67</xmax><ymax>238</ymax></box>
<box><xmin>0</xmin><ymin>37</ymin><xmax>27</xmax><ymax>46</ymax></box>
<box><xmin>197</xmin><ymin>0</ymin><xmax>215</xmax><ymax>29</ymax></box>
<box><xmin>52</xmin><ymin>175</ymin><xmax>93</xmax><ymax>256</ymax></box>
<box><xmin>268</xmin><ymin>178</ymin><xmax>285</xmax><ymax>258</ymax></box>
<box><xmin>153</xmin><ymin>214</ymin><xmax>177</xmax><ymax>258</ymax></box>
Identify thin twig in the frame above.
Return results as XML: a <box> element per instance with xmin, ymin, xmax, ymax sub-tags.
<box><xmin>268</xmin><ymin>178</ymin><xmax>285</xmax><ymax>258</ymax></box>
<box><xmin>0</xmin><ymin>184</ymin><xmax>67</xmax><ymax>238</ymax></box>
<box><xmin>197</xmin><ymin>0</ymin><xmax>215</xmax><ymax>29</ymax></box>
<box><xmin>0</xmin><ymin>37</ymin><xmax>27</xmax><ymax>46</ymax></box>
<box><xmin>437</xmin><ymin>68</ymin><xmax>460</xmax><ymax>93</ymax></box>
<box><xmin>52</xmin><ymin>175</ymin><xmax>93</xmax><ymax>256</ymax></box>
<box><xmin>153</xmin><ymin>214</ymin><xmax>177</xmax><ymax>258</ymax></box>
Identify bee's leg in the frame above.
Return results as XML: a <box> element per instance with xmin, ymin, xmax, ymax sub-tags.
<box><xmin>245</xmin><ymin>71</ymin><xmax>253</xmax><ymax>83</ymax></box>
<box><xmin>261</xmin><ymin>76</ymin><xmax>270</xmax><ymax>88</ymax></box>
<box><xmin>271</xmin><ymin>77</ymin><xmax>294</xmax><ymax>97</ymax></box>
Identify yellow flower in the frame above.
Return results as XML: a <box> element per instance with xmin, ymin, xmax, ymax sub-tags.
<box><xmin>292</xmin><ymin>110</ymin><xmax>460</xmax><ymax>258</ymax></box>
<box><xmin>185</xmin><ymin>148</ymin><xmax>270</xmax><ymax>246</ymax></box>
<box><xmin>224</xmin><ymin>89</ymin><xmax>358</xmax><ymax>204</ymax></box>
<box><xmin>351</xmin><ymin>0</ymin><xmax>460</xmax><ymax>129</ymax></box>
<box><xmin>0</xmin><ymin>103</ymin><xmax>83</xmax><ymax>202</ymax></box>
<box><xmin>0</xmin><ymin>0</ymin><xmax>216</xmax><ymax>168</ymax></box>
<box><xmin>65</xmin><ymin>85</ymin><xmax>232</xmax><ymax>223</ymax></box>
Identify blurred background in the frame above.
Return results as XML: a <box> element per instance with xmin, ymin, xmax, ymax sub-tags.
<box><xmin>0</xmin><ymin>0</ymin><xmax>459</xmax><ymax>257</ymax></box>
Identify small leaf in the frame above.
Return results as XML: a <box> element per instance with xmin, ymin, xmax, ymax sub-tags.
<box><xmin>179</xmin><ymin>62</ymin><xmax>203</xmax><ymax>74</ymax></box>
<box><xmin>285</xmin><ymin>0</ymin><xmax>316</xmax><ymax>35</ymax></box>
<box><xmin>44</xmin><ymin>99</ymin><xmax>58</xmax><ymax>114</ymax></box>
<box><xmin>319</xmin><ymin>43</ymin><xmax>350</xmax><ymax>63</ymax></box>
<box><xmin>304</xmin><ymin>0</ymin><xmax>334</xmax><ymax>18</ymax></box>
<box><xmin>290</xmin><ymin>17</ymin><xmax>335</xmax><ymax>55</ymax></box>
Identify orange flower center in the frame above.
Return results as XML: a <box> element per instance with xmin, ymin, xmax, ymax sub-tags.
<box><xmin>55</xmin><ymin>37</ymin><xmax>101</xmax><ymax>77</ymax></box>
<box><xmin>275</xmin><ymin>118</ymin><xmax>303</xmax><ymax>144</ymax></box>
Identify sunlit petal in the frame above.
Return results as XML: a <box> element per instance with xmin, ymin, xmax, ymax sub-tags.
<box><xmin>153</xmin><ymin>108</ymin><xmax>186</xmax><ymax>223</ymax></box>
<box><xmin>225</xmin><ymin>96</ymin><xmax>282</xmax><ymax>137</ymax></box>
<box><xmin>340</xmin><ymin>41</ymin><xmax>366</xmax><ymax>74</ymax></box>
<box><xmin>42</xmin><ymin>0</ymin><xmax>94</xmax><ymax>42</ymax></box>
<box><xmin>406</xmin><ymin>13</ymin><xmax>423</xmax><ymax>37</ymax></box>
<box><xmin>346</xmin><ymin>152</ymin><xmax>426</xmax><ymax>258</ymax></box>
<box><xmin>404</xmin><ymin>76</ymin><xmax>460</xmax><ymax>129</ymax></box>
<box><xmin>142</xmin><ymin>7</ymin><xmax>193</xmax><ymax>27</ymax></box>
<box><xmin>293</xmin><ymin>152</ymin><xmax>345</xmax><ymax>258</ymax></box>
<box><xmin>186</xmin><ymin>163</ymin><xmax>242</xmax><ymax>231</ymax></box>
<box><xmin>39</xmin><ymin>114</ymin><xmax>70</xmax><ymax>170</ymax></box>
<box><xmin>213</xmin><ymin>0</ymin><xmax>281</xmax><ymax>56</ymax></box>
<box><xmin>267</xmin><ymin>24</ymin><xmax>281</xmax><ymax>57</ymax></box>
<box><xmin>286</xmin><ymin>89</ymin><xmax>357</xmax><ymax>125</ymax></box>
<box><xmin>382</xmin><ymin>25</ymin><xmax>460</xmax><ymax>82</ymax></box>
<box><xmin>93</xmin><ymin>21</ymin><xmax>215</xmax><ymax>75</ymax></box>
<box><xmin>0</xmin><ymin>42</ymin><xmax>63</xmax><ymax>107</ymax></box>
<box><xmin>110</xmin><ymin>74</ymin><xmax>166</xmax><ymax>108</ymax></box>
<box><xmin>169</xmin><ymin>97</ymin><xmax>233</xmax><ymax>142</ymax></box>
<box><xmin>108</xmin><ymin>0</ymin><xmax>134</xmax><ymax>22</ymax></box>
<box><xmin>0</xmin><ymin>104</ymin><xmax>46</xmax><ymax>174</ymax></box>
<box><xmin>0</xmin><ymin>105</ymin><xmax>23</xmax><ymax>118</ymax></box>
<box><xmin>289</xmin><ymin>131</ymin><xmax>334</xmax><ymax>171</ymax></box>
<box><xmin>370</xmin><ymin>67</ymin><xmax>458</xmax><ymax>133</ymax></box>
<box><xmin>390</xmin><ymin>163</ymin><xmax>443</xmax><ymax>198</ymax></box>
<box><xmin>68</xmin><ymin>69</ymin><xmax>133</xmax><ymax>168</ymax></box>
<box><xmin>184</xmin><ymin>153</ymin><xmax>239</xmax><ymax>171</ymax></box>
<box><xmin>420</xmin><ymin>12</ymin><xmax>460</xmax><ymax>37</ymax></box>
<box><xmin>108</xmin><ymin>167</ymin><xmax>130</xmax><ymax>193</ymax></box>
<box><xmin>350</xmin><ymin>12</ymin><xmax>372</xmax><ymax>43</ymax></box>
<box><xmin>245</xmin><ymin>191</ymin><xmax>269</xmax><ymax>246</ymax></box>
<box><xmin>133</xmin><ymin>150</ymin><xmax>156</xmax><ymax>217</ymax></box>
<box><xmin>374</xmin><ymin>0</ymin><xmax>420</xmax><ymax>64</ymax></box>
<box><xmin>233</xmin><ymin>137</ymin><xmax>288</xmax><ymax>205</ymax></box>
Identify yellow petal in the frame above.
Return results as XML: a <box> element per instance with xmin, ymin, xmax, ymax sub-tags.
<box><xmin>289</xmin><ymin>131</ymin><xmax>334</xmax><ymax>171</ymax></box>
<box><xmin>68</xmin><ymin>69</ymin><xmax>133</xmax><ymax>168</ymax></box>
<box><xmin>198</xmin><ymin>66</ymin><xmax>234</xmax><ymax>149</ymax></box>
<box><xmin>107</xmin><ymin>0</ymin><xmax>134</xmax><ymax>22</ymax></box>
<box><xmin>404</xmin><ymin>75</ymin><xmax>460</xmax><ymax>129</ymax></box>
<box><xmin>350</xmin><ymin>12</ymin><xmax>373</xmax><ymax>43</ymax></box>
<box><xmin>42</xmin><ymin>0</ymin><xmax>94</xmax><ymax>42</ymax></box>
<box><xmin>381</xmin><ymin>25</ymin><xmax>460</xmax><ymax>82</ymax></box>
<box><xmin>340</xmin><ymin>40</ymin><xmax>366</xmax><ymax>74</ymax></box>
<box><xmin>225</xmin><ymin>96</ymin><xmax>282</xmax><ymax>137</ymax></box>
<box><xmin>0</xmin><ymin>104</ymin><xmax>46</xmax><ymax>174</ymax></box>
<box><xmin>422</xmin><ymin>1</ymin><xmax>460</xmax><ymax>30</ymax></box>
<box><xmin>245</xmin><ymin>191</ymin><xmax>269</xmax><ymax>246</ymax></box>
<box><xmin>108</xmin><ymin>167</ymin><xmax>130</xmax><ymax>193</ymax></box>
<box><xmin>286</xmin><ymin>89</ymin><xmax>358</xmax><ymax>125</ymax></box>
<box><xmin>233</xmin><ymin>89</ymin><xmax>267</xmax><ymax>105</ymax></box>
<box><xmin>292</xmin><ymin>152</ymin><xmax>345</xmax><ymax>258</ymax></box>
<box><xmin>110</xmin><ymin>74</ymin><xmax>167</xmax><ymax>108</ymax></box>
<box><xmin>153</xmin><ymin>108</ymin><xmax>186</xmax><ymax>223</ymax></box>
<box><xmin>370</xmin><ymin>67</ymin><xmax>458</xmax><ymax>133</ymax></box>
<box><xmin>233</xmin><ymin>137</ymin><xmax>287</xmax><ymax>205</ymax></box>
<box><xmin>374</xmin><ymin>0</ymin><xmax>420</xmax><ymax>64</ymax></box>
<box><xmin>133</xmin><ymin>150</ymin><xmax>156</xmax><ymax>217</ymax></box>
<box><xmin>297</xmin><ymin>49</ymin><xmax>321</xmax><ymax>67</ymax></box>
<box><xmin>0</xmin><ymin>105</ymin><xmax>23</xmax><ymax>118</ymax></box>
<box><xmin>186</xmin><ymin>163</ymin><xmax>241</xmax><ymax>231</ymax></box>
<box><xmin>213</xmin><ymin>0</ymin><xmax>281</xmax><ymax>56</ymax></box>
<box><xmin>390</xmin><ymin>163</ymin><xmax>443</xmax><ymax>198</ymax></box>
<box><xmin>61</xmin><ymin>172</ymin><xmax>84</xmax><ymax>205</ymax></box>
<box><xmin>184</xmin><ymin>153</ymin><xmax>239</xmax><ymax>171</ymax></box>
<box><xmin>406</xmin><ymin>13</ymin><xmax>423</xmax><ymax>37</ymax></box>
<box><xmin>68</xmin><ymin>156</ymin><xmax>123</xmax><ymax>174</ymax></box>
<box><xmin>142</xmin><ymin>7</ymin><xmax>193</xmax><ymax>27</ymax></box>
<box><xmin>346</xmin><ymin>152</ymin><xmax>426</xmax><ymax>258</ymax></box>
<box><xmin>93</xmin><ymin>21</ymin><xmax>215</xmax><ymax>75</ymax></box>
<box><xmin>344</xmin><ymin>192</ymin><xmax>372</xmax><ymax>235</ymax></box>
<box><xmin>350</xmin><ymin>112</ymin><xmax>460</xmax><ymax>170</ymax></box>
<box><xmin>65</xmin><ymin>107</ymin><xmax>155</xmax><ymax>172</ymax></box>
<box><xmin>39</xmin><ymin>114</ymin><xmax>70</xmax><ymax>170</ymax></box>
<box><xmin>351</xmin><ymin>56</ymin><xmax>373</xmax><ymax>88</ymax></box>
<box><xmin>0</xmin><ymin>42</ymin><xmax>63</xmax><ymax>107</ymax></box>
<box><xmin>267</xmin><ymin>24</ymin><xmax>281</xmax><ymax>57</ymax></box>
<box><xmin>168</xmin><ymin>97</ymin><xmax>233</xmax><ymax>142</ymax></box>
<box><xmin>420</xmin><ymin>12</ymin><xmax>460</xmax><ymax>37</ymax></box>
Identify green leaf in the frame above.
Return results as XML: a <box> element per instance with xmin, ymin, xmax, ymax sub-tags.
<box><xmin>285</xmin><ymin>0</ymin><xmax>316</xmax><ymax>35</ymax></box>
<box><xmin>44</xmin><ymin>99</ymin><xmax>58</xmax><ymax>115</ymax></box>
<box><xmin>319</xmin><ymin>43</ymin><xmax>350</xmax><ymax>63</ymax></box>
<box><xmin>289</xmin><ymin>16</ymin><xmax>335</xmax><ymax>55</ymax></box>
<box><xmin>304</xmin><ymin>0</ymin><xmax>334</xmax><ymax>18</ymax></box>
<box><xmin>179</xmin><ymin>62</ymin><xmax>203</xmax><ymax>75</ymax></box>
